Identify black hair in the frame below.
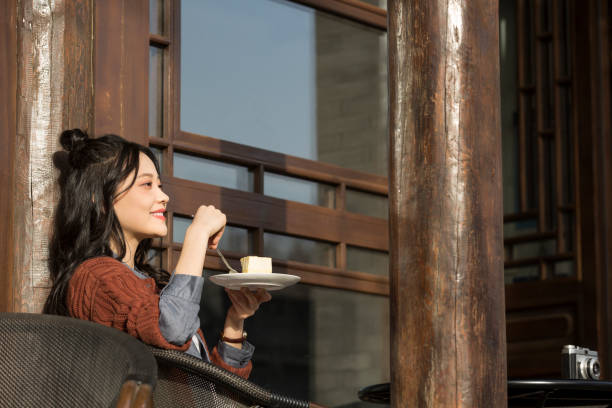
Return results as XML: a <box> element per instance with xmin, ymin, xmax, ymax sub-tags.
<box><xmin>43</xmin><ymin>129</ymin><xmax>170</xmax><ymax>315</ymax></box>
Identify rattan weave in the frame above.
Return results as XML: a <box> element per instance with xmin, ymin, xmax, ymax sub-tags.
<box><xmin>150</xmin><ymin>347</ymin><xmax>310</xmax><ymax>408</ymax></box>
<box><xmin>0</xmin><ymin>313</ymin><xmax>157</xmax><ymax>408</ymax></box>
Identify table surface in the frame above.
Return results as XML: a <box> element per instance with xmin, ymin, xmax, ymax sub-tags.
<box><xmin>358</xmin><ymin>380</ymin><xmax>612</xmax><ymax>407</ymax></box>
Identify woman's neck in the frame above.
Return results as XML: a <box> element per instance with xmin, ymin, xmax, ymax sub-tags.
<box><xmin>110</xmin><ymin>237</ymin><xmax>139</xmax><ymax>268</ymax></box>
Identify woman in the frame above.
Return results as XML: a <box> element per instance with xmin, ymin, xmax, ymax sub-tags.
<box><xmin>44</xmin><ymin>129</ymin><xmax>270</xmax><ymax>378</ymax></box>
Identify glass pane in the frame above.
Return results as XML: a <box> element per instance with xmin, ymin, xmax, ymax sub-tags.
<box><xmin>149</xmin><ymin>0</ymin><xmax>164</xmax><ymax>35</ymax></box>
<box><xmin>199</xmin><ymin>279</ymin><xmax>390</xmax><ymax>406</ymax></box>
<box><xmin>345</xmin><ymin>188</ymin><xmax>388</xmax><ymax>219</ymax></box>
<box><xmin>264</xmin><ymin>232</ymin><xmax>335</xmax><ymax>267</ymax></box>
<box><xmin>500</xmin><ymin>0</ymin><xmax>519</xmax><ymax>215</ymax></box>
<box><xmin>218</xmin><ymin>226</ymin><xmax>251</xmax><ymax>254</ymax></box>
<box><xmin>173</xmin><ymin>215</ymin><xmax>251</xmax><ymax>254</ymax></box>
<box><xmin>504</xmin><ymin>219</ymin><xmax>538</xmax><ymax>238</ymax></box>
<box><xmin>560</xmin><ymin>86</ymin><xmax>574</xmax><ymax>205</ymax></box>
<box><xmin>181</xmin><ymin>0</ymin><xmax>388</xmax><ymax>176</ymax></box>
<box><xmin>512</xmin><ymin>239</ymin><xmax>556</xmax><ymax>260</ymax></box>
<box><xmin>150</xmin><ymin>146</ymin><xmax>163</xmax><ymax>171</ymax></box>
<box><xmin>554</xmin><ymin>260</ymin><xmax>574</xmax><ymax>278</ymax></box>
<box><xmin>264</xmin><ymin>172</ymin><xmax>334</xmax><ymax>208</ymax></box>
<box><xmin>346</xmin><ymin>246</ymin><xmax>388</xmax><ymax>276</ymax></box>
<box><xmin>149</xmin><ymin>46</ymin><xmax>164</xmax><ymax>138</ymax></box>
<box><xmin>505</xmin><ymin>265</ymin><xmax>540</xmax><ymax>284</ymax></box>
<box><xmin>172</xmin><ymin>215</ymin><xmax>191</xmax><ymax>244</ymax></box>
<box><xmin>173</xmin><ymin>152</ymin><xmax>252</xmax><ymax>191</ymax></box>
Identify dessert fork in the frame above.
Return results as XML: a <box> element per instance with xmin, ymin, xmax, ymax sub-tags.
<box><xmin>216</xmin><ymin>248</ymin><xmax>239</xmax><ymax>274</ymax></box>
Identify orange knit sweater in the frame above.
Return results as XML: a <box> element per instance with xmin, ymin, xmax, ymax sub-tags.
<box><xmin>67</xmin><ymin>256</ymin><xmax>252</xmax><ymax>378</ymax></box>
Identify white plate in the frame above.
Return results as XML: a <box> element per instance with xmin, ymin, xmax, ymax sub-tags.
<box><xmin>209</xmin><ymin>273</ymin><xmax>301</xmax><ymax>291</ymax></box>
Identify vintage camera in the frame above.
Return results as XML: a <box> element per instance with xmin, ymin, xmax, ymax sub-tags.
<box><xmin>562</xmin><ymin>345</ymin><xmax>601</xmax><ymax>380</ymax></box>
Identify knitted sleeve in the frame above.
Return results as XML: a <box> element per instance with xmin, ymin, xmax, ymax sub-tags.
<box><xmin>196</xmin><ymin>329</ymin><xmax>252</xmax><ymax>379</ymax></box>
<box><xmin>67</xmin><ymin>257</ymin><xmax>192</xmax><ymax>352</ymax></box>
<box><xmin>211</xmin><ymin>345</ymin><xmax>253</xmax><ymax>378</ymax></box>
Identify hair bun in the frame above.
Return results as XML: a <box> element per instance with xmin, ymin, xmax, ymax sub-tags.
<box><xmin>60</xmin><ymin>128</ymin><xmax>89</xmax><ymax>152</ymax></box>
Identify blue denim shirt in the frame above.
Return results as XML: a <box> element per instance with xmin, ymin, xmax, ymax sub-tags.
<box><xmin>126</xmin><ymin>264</ymin><xmax>254</xmax><ymax>368</ymax></box>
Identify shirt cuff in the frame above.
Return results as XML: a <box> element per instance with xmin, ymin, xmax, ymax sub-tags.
<box><xmin>217</xmin><ymin>340</ymin><xmax>254</xmax><ymax>368</ymax></box>
<box><xmin>158</xmin><ymin>273</ymin><xmax>204</xmax><ymax>345</ymax></box>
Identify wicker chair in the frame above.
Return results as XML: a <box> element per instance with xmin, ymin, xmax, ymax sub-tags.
<box><xmin>0</xmin><ymin>313</ymin><xmax>157</xmax><ymax>408</ymax></box>
<box><xmin>150</xmin><ymin>347</ymin><xmax>319</xmax><ymax>408</ymax></box>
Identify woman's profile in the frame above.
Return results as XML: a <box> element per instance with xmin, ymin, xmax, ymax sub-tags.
<box><xmin>43</xmin><ymin>128</ymin><xmax>270</xmax><ymax>378</ymax></box>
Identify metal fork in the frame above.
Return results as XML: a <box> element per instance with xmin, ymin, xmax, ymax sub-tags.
<box><xmin>216</xmin><ymin>248</ymin><xmax>239</xmax><ymax>274</ymax></box>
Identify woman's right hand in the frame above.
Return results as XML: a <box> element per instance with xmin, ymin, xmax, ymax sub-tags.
<box><xmin>176</xmin><ymin>205</ymin><xmax>226</xmax><ymax>277</ymax></box>
<box><xmin>189</xmin><ymin>205</ymin><xmax>226</xmax><ymax>249</ymax></box>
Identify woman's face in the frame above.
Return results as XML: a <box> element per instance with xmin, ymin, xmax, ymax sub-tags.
<box><xmin>113</xmin><ymin>152</ymin><xmax>169</xmax><ymax>244</ymax></box>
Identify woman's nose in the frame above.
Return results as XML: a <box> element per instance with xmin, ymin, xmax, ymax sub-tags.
<box><xmin>159</xmin><ymin>189</ymin><xmax>170</xmax><ymax>205</ymax></box>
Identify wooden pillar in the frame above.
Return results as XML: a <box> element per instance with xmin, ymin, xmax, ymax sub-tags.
<box><xmin>388</xmin><ymin>0</ymin><xmax>506</xmax><ymax>406</ymax></box>
<box><xmin>0</xmin><ymin>0</ymin><xmax>17</xmax><ymax>313</ymax></box>
<box><xmin>575</xmin><ymin>0</ymin><xmax>612</xmax><ymax>376</ymax></box>
<box><xmin>94</xmin><ymin>0</ymin><xmax>149</xmax><ymax>145</ymax></box>
<box><xmin>9</xmin><ymin>0</ymin><xmax>93</xmax><ymax>312</ymax></box>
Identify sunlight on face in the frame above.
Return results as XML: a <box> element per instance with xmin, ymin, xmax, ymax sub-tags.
<box><xmin>113</xmin><ymin>153</ymin><xmax>169</xmax><ymax>246</ymax></box>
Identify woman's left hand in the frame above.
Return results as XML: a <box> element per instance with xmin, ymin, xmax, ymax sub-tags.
<box><xmin>225</xmin><ymin>288</ymin><xmax>271</xmax><ymax>321</ymax></box>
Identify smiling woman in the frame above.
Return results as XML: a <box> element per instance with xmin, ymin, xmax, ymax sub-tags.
<box><xmin>112</xmin><ymin>155</ymin><xmax>170</xmax><ymax>258</ymax></box>
<box><xmin>43</xmin><ymin>129</ymin><xmax>271</xmax><ymax>379</ymax></box>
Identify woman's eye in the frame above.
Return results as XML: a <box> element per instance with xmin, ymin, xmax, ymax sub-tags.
<box><xmin>142</xmin><ymin>182</ymin><xmax>153</xmax><ymax>187</ymax></box>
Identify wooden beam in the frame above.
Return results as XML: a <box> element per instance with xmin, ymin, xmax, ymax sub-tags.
<box><xmin>0</xmin><ymin>0</ymin><xmax>17</xmax><ymax>312</ymax></box>
<box><xmin>94</xmin><ymin>0</ymin><xmax>148</xmax><ymax>144</ymax></box>
<box><xmin>289</xmin><ymin>0</ymin><xmax>387</xmax><ymax>31</ymax></box>
<box><xmin>163</xmin><ymin>176</ymin><xmax>389</xmax><ymax>251</ymax></box>
<box><xmin>388</xmin><ymin>0</ymin><xmax>506</xmax><ymax>405</ymax></box>
<box><xmin>574</xmin><ymin>0</ymin><xmax>612</xmax><ymax>378</ymax></box>
<box><xmin>12</xmin><ymin>0</ymin><xmax>94</xmax><ymax>312</ymax></box>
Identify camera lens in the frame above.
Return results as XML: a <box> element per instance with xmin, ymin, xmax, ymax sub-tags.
<box><xmin>589</xmin><ymin>360</ymin><xmax>601</xmax><ymax>380</ymax></box>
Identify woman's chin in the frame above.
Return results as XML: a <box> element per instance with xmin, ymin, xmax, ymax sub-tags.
<box><xmin>144</xmin><ymin>228</ymin><xmax>167</xmax><ymax>239</ymax></box>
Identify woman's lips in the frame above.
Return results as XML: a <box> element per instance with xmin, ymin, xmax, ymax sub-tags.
<box><xmin>151</xmin><ymin>212</ymin><xmax>166</xmax><ymax>221</ymax></box>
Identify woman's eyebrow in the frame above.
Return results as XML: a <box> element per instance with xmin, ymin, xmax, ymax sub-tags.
<box><xmin>136</xmin><ymin>173</ymin><xmax>158</xmax><ymax>179</ymax></box>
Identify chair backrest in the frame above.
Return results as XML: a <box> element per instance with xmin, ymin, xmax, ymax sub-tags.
<box><xmin>0</xmin><ymin>313</ymin><xmax>157</xmax><ymax>408</ymax></box>
<box><xmin>149</xmin><ymin>347</ymin><xmax>312</xmax><ymax>408</ymax></box>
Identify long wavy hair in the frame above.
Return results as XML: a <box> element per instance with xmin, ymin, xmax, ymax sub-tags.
<box><xmin>44</xmin><ymin>129</ymin><xmax>170</xmax><ymax>315</ymax></box>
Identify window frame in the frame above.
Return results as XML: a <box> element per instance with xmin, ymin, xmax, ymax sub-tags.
<box><xmin>148</xmin><ymin>0</ymin><xmax>391</xmax><ymax>296</ymax></box>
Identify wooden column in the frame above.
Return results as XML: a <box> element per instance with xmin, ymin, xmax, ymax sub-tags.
<box><xmin>94</xmin><ymin>0</ymin><xmax>149</xmax><ymax>145</ymax></box>
<box><xmin>0</xmin><ymin>0</ymin><xmax>17</xmax><ymax>312</ymax></box>
<box><xmin>388</xmin><ymin>0</ymin><xmax>506</xmax><ymax>406</ymax></box>
<box><xmin>10</xmin><ymin>0</ymin><xmax>93</xmax><ymax>312</ymax></box>
<box><xmin>574</xmin><ymin>0</ymin><xmax>612</xmax><ymax>376</ymax></box>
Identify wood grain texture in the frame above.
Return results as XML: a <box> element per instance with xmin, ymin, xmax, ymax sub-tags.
<box><xmin>505</xmin><ymin>279</ymin><xmax>581</xmax><ymax>377</ymax></box>
<box><xmin>94</xmin><ymin>0</ymin><xmax>148</xmax><ymax>144</ymax></box>
<box><xmin>0</xmin><ymin>0</ymin><xmax>17</xmax><ymax>312</ymax></box>
<box><xmin>573</xmin><ymin>0</ymin><xmax>612</xmax><ymax>378</ymax></box>
<box><xmin>388</xmin><ymin>0</ymin><xmax>506</xmax><ymax>406</ymax></box>
<box><xmin>176</xmin><ymin>131</ymin><xmax>389</xmax><ymax>195</ymax></box>
<box><xmin>172</xmin><ymin>249</ymin><xmax>389</xmax><ymax>296</ymax></box>
<box><xmin>289</xmin><ymin>0</ymin><xmax>387</xmax><ymax>30</ymax></box>
<box><xmin>12</xmin><ymin>0</ymin><xmax>94</xmax><ymax>312</ymax></box>
<box><xmin>163</xmin><ymin>176</ymin><xmax>388</xmax><ymax>251</ymax></box>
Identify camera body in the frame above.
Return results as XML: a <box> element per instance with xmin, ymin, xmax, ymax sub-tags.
<box><xmin>562</xmin><ymin>345</ymin><xmax>601</xmax><ymax>380</ymax></box>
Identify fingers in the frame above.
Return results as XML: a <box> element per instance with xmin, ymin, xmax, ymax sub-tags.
<box><xmin>239</xmin><ymin>287</ymin><xmax>259</xmax><ymax>310</ymax></box>
<box><xmin>226</xmin><ymin>291</ymin><xmax>251</xmax><ymax>317</ymax></box>
<box><xmin>208</xmin><ymin>226</ymin><xmax>225</xmax><ymax>249</ymax></box>
<box><xmin>255</xmin><ymin>288</ymin><xmax>272</xmax><ymax>303</ymax></box>
<box><xmin>225</xmin><ymin>288</ymin><xmax>271</xmax><ymax>319</ymax></box>
<box><xmin>191</xmin><ymin>205</ymin><xmax>227</xmax><ymax>238</ymax></box>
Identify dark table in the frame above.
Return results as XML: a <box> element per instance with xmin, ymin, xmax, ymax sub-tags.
<box><xmin>358</xmin><ymin>380</ymin><xmax>612</xmax><ymax>407</ymax></box>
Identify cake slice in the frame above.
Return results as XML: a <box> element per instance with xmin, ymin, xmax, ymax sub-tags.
<box><xmin>240</xmin><ymin>256</ymin><xmax>272</xmax><ymax>274</ymax></box>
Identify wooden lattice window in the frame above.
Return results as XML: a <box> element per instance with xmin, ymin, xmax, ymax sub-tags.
<box><xmin>146</xmin><ymin>2</ymin><xmax>391</xmax><ymax>404</ymax></box>
<box><xmin>502</xmin><ymin>0</ymin><xmax>578</xmax><ymax>283</ymax></box>
<box><xmin>147</xmin><ymin>0</ymin><xmax>390</xmax><ymax>296</ymax></box>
